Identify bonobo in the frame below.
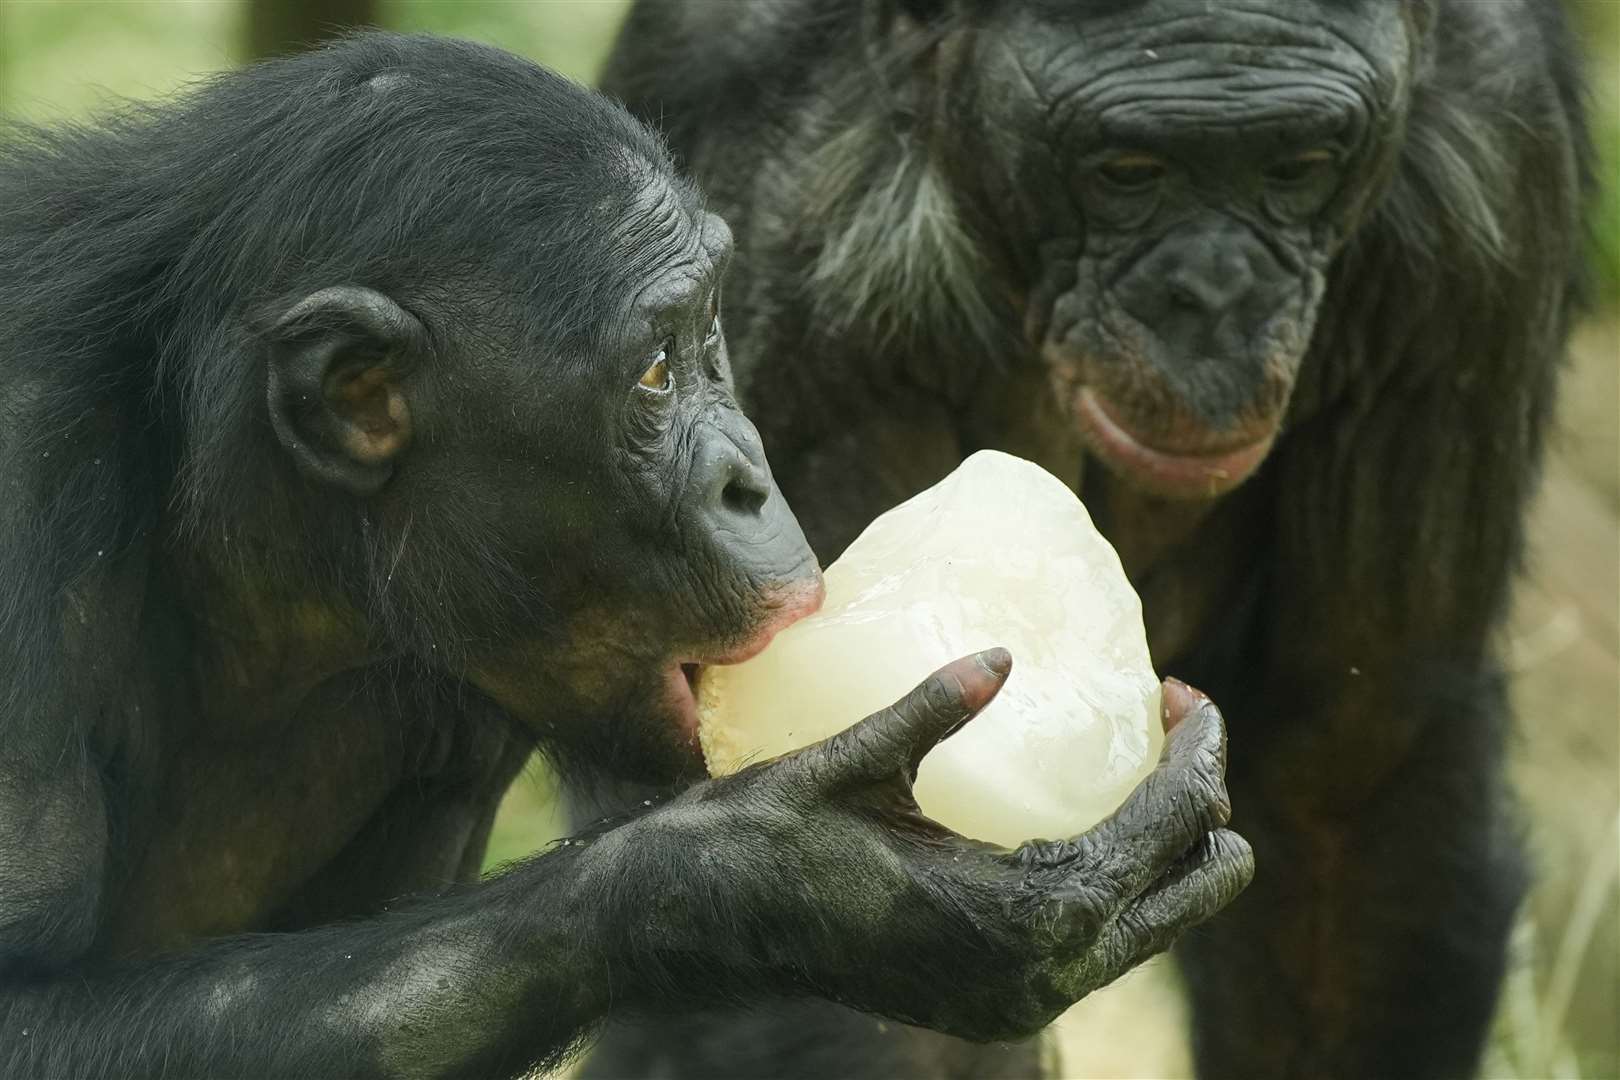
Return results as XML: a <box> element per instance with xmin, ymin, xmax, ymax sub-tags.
<box><xmin>605</xmin><ymin>0</ymin><xmax>1591</xmax><ymax>1077</ymax></box>
<box><xmin>0</xmin><ymin>33</ymin><xmax>1251</xmax><ymax>1080</ymax></box>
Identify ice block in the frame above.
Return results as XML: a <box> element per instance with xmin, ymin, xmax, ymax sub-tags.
<box><xmin>697</xmin><ymin>450</ymin><xmax>1162</xmax><ymax>848</ymax></box>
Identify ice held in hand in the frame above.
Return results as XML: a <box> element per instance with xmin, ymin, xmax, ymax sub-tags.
<box><xmin>697</xmin><ymin>450</ymin><xmax>1162</xmax><ymax>847</ymax></box>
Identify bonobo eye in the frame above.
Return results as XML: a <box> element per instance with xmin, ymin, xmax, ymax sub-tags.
<box><xmin>1264</xmin><ymin>148</ymin><xmax>1339</xmax><ymax>185</ymax></box>
<box><xmin>1097</xmin><ymin>153</ymin><xmax>1168</xmax><ymax>191</ymax></box>
<box><xmin>638</xmin><ymin>341</ymin><xmax>674</xmax><ymax>394</ymax></box>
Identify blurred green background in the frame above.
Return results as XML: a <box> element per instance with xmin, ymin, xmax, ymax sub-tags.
<box><xmin>1</xmin><ymin>3</ymin><xmax>1614</xmax><ymax>1078</ymax></box>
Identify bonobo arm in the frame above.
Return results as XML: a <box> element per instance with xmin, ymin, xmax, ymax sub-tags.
<box><xmin>2</xmin><ymin>656</ymin><xmax>1249</xmax><ymax>1079</ymax></box>
<box><xmin>0</xmin><ymin>757</ymin><xmax>614</xmax><ymax>1080</ymax></box>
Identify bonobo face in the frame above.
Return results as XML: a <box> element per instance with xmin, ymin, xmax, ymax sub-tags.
<box><xmin>260</xmin><ymin>83</ymin><xmax>821</xmax><ymax>773</ymax></box>
<box><xmin>563</xmin><ymin>198</ymin><xmax>826</xmax><ymax>739</ymax></box>
<box><xmin>435</xmin><ymin>187</ymin><xmax>825</xmax><ymax>751</ymax></box>
<box><xmin>958</xmin><ymin>0</ymin><xmax>1415</xmax><ymax>498</ymax></box>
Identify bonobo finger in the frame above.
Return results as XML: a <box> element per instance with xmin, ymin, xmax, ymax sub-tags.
<box><xmin>1092</xmin><ymin>828</ymin><xmax>1255</xmax><ymax>983</ymax></box>
<box><xmin>813</xmin><ymin>648</ymin><xmax>1012</xmax><ymax>789</ymax></box>
<box><xmin>1160</xmin><ymin>676</ymin><xmax>1211</xmax><ymax>734</ymax></box>
<box><xmin>1068</xmin><ymin>696</ymin><xmax>1231</xmax><ymax>903</ymax></box>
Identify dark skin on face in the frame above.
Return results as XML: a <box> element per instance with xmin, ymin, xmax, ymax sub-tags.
<box><xmin>980</xmin><ymin>1</ymin><xmax>1408</xmax><ymax>500</ymax></box>
<box><xmin>270</xmin><ymin>210</ymin><xmax>823</xmax><ymax>785</ymax></box>
<box><xmin>603</xmin><ymin>0</ymin><xmax>1587</xmax><ymax>1076</ymax></box>
<box><xmin>0</xmin><ymin>34</ymin><xmax>1251</xmax><ymax>1080</ymax></box>
<box><xmin>603</xmin><ymin>0</ymin><xmax>1424</xmax><ymax>559</ymax></box>
<box><xmin>432</xmin><ymin>200</ymin><xmax>826</xmax><ymax>782</ymax></box>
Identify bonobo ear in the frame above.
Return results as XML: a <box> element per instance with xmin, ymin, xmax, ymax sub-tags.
<box><xmin>265</xmin><ymin>286</ymin><xmax>425</xmax><ymax>497</ymax></box>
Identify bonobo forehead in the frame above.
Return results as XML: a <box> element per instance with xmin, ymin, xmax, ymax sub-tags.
<box><xmin>1011</xmin><ymin>0</ymin><xmax>1411</xmax><ymax>152</ymax></box>
<box><xmin>603</xmin><ymin>152</ymin><xmax>731</xmax><ymax>332</ymax></box>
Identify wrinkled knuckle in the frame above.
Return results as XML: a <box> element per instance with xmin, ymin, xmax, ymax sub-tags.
<box><xmin>1168</xmin><ymin>879</ymin><xmax>1229</xmax><ymax>926</ymax></box>
<box><xmin>797</xmin><ymin>745</ymin><xmax>843</xmax><ymax>793</ymax></box>
<box><xmin>865</xmin><ymin>717</ymin><xmax>906</xmax><ymax>760</ymax></box>
<box><xmin>918</xmin><ymin>674</ymin><xmax>962</xmax><ymax>719</ymax></box>
<box><xmin>1176</xmin><ymin>768</ymin><xmax>1229</xmax><ymax>831</ymax></box>
<box><xmin>1015</xmin><ymin>897</ymin><xmax>1064</xmax><ymax>955</ymax></box>
<box><xmin>1099</xmin><ymin>909</ymin><xmax>1166</xmax><ymax>974</ymax></box>
<box><xmin>864</xmin><ymin>707</ymin><xmax>902</xmax><ymax>743</ymax></box>
<box><xmin>837</xmin><ymin>714</ymin><xmax>897</xmax><ymax>771</ymax></box>
<box><xmin>1112</xmin><ymin>905</ymin><xmax>1155</xmax><ymax>952</ymax></box>
<box><xmin>1208</xmin><ymin>829</ymin><xmax>1257</xmax><ymax>892</ymax></box>
<box><xmin>1201</xmin><ymin>776</ymin><xmax>1233</xmax><ymax>829</ymax></box>
<box><xmin>1013</xmin><ymin>836</ymin><xmax>1081</xmax><ymax>874</ymax></box>
<box><xmin>1206</xmin><ymin>827</ymin><xmax>1250</xmax><ymax>863</ymax></box>
<box><xmin>1053</xmin><ymin>851</ymin><xmax>1125</xmax><ymax>911</ymax></box>
<box><xmin>1050</xmin><ymin>890</ymin><xmax>1111</xmax><ymax>951</ymax></box>
<box><xmin>1170</xmin><ymin>703</ymin><xmax>1224</xmax><ymax>763</ymax></box>
<box><xmin>1149</xmin><ymin>780</ymin><xmax>1208</xmax><ymax>849</ymax></box>
<box><xmin>1200</xmin><ymin>706</ymin><xmax>1230</xmax><ymax>763</ymax></box>
<box><xmin>1162</xmin><ymin>798</ymin><xmax>1200</xmax><ymax>848</ymax></box>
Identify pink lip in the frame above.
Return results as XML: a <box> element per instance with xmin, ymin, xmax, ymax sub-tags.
<box><xmin>1075</xmin><ymin>389</ymin><xmax>1275</xmax><ymax>500</ymax></box>
<box><xmin>702</xmin><ymin>576</ymin><xmax>826</xmax><ymax>665</ymax></box>
<box><xmin>665</xmin><ymin>575</ymin><xmax>827</xmax><ymax>740</ymax></box>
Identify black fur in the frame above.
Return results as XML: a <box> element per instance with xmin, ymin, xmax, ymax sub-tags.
<box><xmin>1</xmin><ymin>31</ymin><xmax>1252</xmax><ymax>1078</ymax></box>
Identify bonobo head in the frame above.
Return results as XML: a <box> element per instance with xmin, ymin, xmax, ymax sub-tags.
<box><xmin>178</xmin><ymin>36</ymin><xmax>820</xmax><ymax>777</ymax></box>
<box><xmin>885</xmin><ymin>0</ymin><xmax>1421</xmax><ymax>498</ymax></box>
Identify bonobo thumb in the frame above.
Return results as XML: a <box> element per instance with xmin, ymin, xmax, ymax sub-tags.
<box><xmin>819</xmin><ymin>649</ymin><xmax>1012</xmax><ymax>789</ymax></box>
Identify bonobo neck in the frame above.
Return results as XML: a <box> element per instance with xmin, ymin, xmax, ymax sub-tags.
<box><xmin>170</xmin><ymin>550</ymin><xmax>376</xmax><ymax>737</ymax></box>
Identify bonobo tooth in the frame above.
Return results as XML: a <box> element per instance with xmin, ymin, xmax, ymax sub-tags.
<box><xmin>697</xmin><ymin>450</ymin><xmax>1162</xmax><ymax>847</ymax></box>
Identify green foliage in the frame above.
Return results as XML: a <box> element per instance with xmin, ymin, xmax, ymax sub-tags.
<box><xmin>0</xmin><ymin>1</ymin><xmax>241</xmax><ymax>121</ymax></box>
<box><xmin>0</xmin><ymin>1</ymin><xmax>629</xmax><ymax>120</ymax></box>
<box><xmin>1589</xmin><ymin>117</ymin><xmax>1620</xmax><ymax>306</ymax></box>
<box><xmin>481</xmin><ymin>757</ymin><xmax>568</xmax><ymax>873</ymax></box>
<box><xmin>1570</xmin><ymin>0</ymin><xmax>1620</xmax><ymax>304</ymax></box>
<box><xmin>384</xmin><ymin>0</ymin><xmax>629</xmax><ymax>85</ymax></box>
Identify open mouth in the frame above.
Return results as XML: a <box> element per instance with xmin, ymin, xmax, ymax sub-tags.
<box><xmin>680</xmin><ymin>662</ymin><xmax>704</xmax><ymax>705</ymax></box>
<box><xmin>1075</xmin><ymin>388</ymin><xmax>1276</xmax><ymax>500</ymax></box>
<box><xmin>665</xmin><ymin>665</ymin><xmax>704</xmax><ymax>743</ymax></box>
<box><xmin>664</xmin><ymin>576</ymin><xmax>826</xmax><ymax>743</ymax></box>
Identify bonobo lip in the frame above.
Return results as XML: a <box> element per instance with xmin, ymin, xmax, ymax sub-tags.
<box><xmin>1075</xmin><ymin>389</ymin><xmax>1277</xmax><ymax>500</ymax></box>
<box><xmin>663</xmin><ymin>574</ymin><xmax>827</xmax><ymax>742</ymax></box>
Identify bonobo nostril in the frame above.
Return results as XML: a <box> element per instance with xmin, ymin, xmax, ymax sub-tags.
<box><xmin>719</xmin><ymin>456</ymin><xmax>771</xmax><ymax>517</ymax></box>
<box><xmin>1125</xmin><ymin>224</ymin><xmax>1274</xmax><ymax>330</ymax></box>
<box><xmin>1165</xmin><ymin>263</ymin><xmax>1256</xmax><ymax>317</ymax></box>
<box><xmin>722</xmin><ymin>463</ymin><xmax>771</xmax><ymax>518</ymax></box>
<box><xmin>702</xmin><ymin>412</ymin><xmax>776</xmax><ymax>520</ymax></box>
<box><xmin>1168</xmin><ymin>278</ymin><xmax>1204</xmax><ymax>311</ymax></box>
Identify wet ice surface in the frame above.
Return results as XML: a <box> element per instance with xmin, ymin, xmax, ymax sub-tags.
<box><xmin>698</xmin><ymin>450</ymin><xmax>1162</xmax><ymax>847</ymax></box>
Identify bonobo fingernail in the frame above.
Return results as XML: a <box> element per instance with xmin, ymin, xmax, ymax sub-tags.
<box><xmin>974</xmin><ymin>647</ymin><xmax>1012</xmax><ymax>678</ymax></box>
<box><xmin>1160</xmin><ymin>677</ymin><xmax>1205</xmax><ymax>732</ymax></box>
<box><xmin>1164</xmin><ymin>676</ymin><xmax>1210</xmax><ymax>703</ymax></box>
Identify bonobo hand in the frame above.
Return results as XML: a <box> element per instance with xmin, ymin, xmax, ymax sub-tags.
<box><xmin>606</xmin><ymin>649</ymin><xmax>1253</xmax><ymax>1042</ymax></box>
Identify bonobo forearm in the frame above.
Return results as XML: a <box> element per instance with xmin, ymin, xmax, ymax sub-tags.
<box><xmin>1</xmin><ymin>844</ymin><xmax>611</xmax><ymax>1080</ymax></box>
